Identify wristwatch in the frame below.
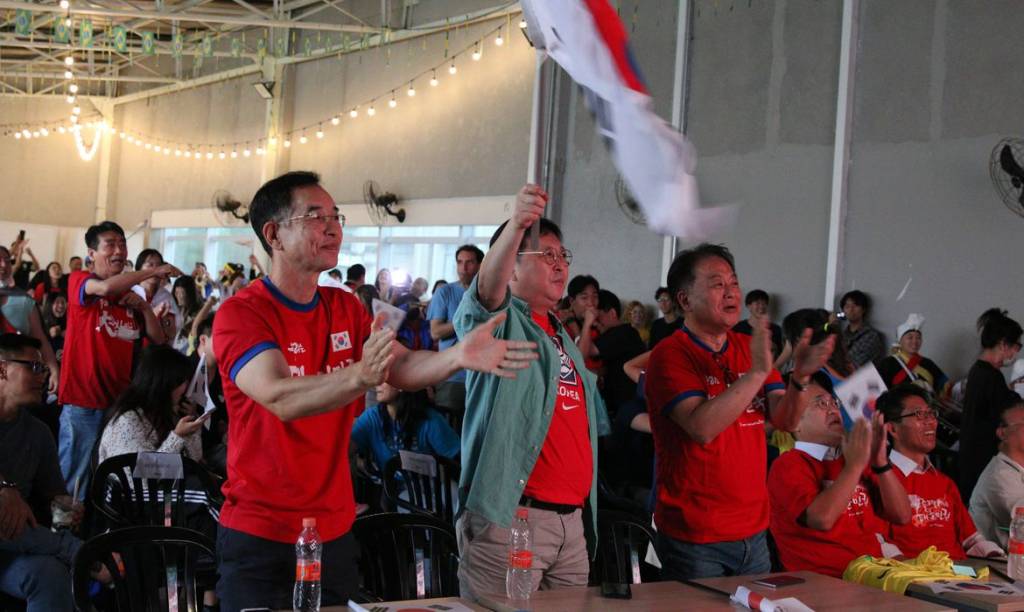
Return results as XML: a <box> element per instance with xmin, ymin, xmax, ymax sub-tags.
<box><xmin>789</xmin><ymin>376</ymin><xmax>809</xmax><ymax>392</ymax></box>
<box><xmin>871</xmin><ymin>462</ymin><xmax>893</xmax><ymax>475</ymax></box>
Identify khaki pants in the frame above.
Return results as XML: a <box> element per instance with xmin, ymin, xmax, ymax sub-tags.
<box><xmin>456</xmin><ymin>506</ymin><xmax>589</xmax><ymax>601</ymax></box>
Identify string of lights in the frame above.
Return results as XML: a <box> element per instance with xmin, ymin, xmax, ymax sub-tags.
<box><xmin>4</xmin><ymin>18</ymin><xmax>527</xmax><ymax>163</ymax></box>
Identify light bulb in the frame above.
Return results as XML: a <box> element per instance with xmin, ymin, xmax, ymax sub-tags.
<box><xmin>218</xmin><ymin>151</ymin><xmax>226</xmax><ymax>160</ymax></box>
<box><xmin>22</xmin><ymin>129</ymin><xmax>30</xmax><ymax>137</ymax></box>
<box><xmin>126</xmin><ymin>135</ymin><xmax>134</xmax><ymax>143</ymax></box>
<box><xmin>203</xmin><ymin>151</ymin><xmax>211</xmax><ymax>159</ymax></box>
<box><xmin>367</xmin><ymin>105</ymin><xmax>376</xmax><ymax>116</ymax></box>
<box><xmin>495</xmin><ymin>32</ymin><xmax>504</xmax><ymax>46</ymax></box>
<box><xmin>350</xmin><ymin>108</ymin><xmax>358</xmax><ymax>118</ymax></box>
<box><xmin>330</xmin><ymin>116</ymin><xmax>340</xmax><ymax>126</ymax></box>
<box><xmin>64</xmin><ymin>56</ymin><xmax>74</xmax><ymax>66</ymax></box>
<box><xmin>119</xmin><ymin>131</ymin><xmax>125</xmax><ymax>139</ymax></box>
<box><xmin>407</xmin><ymin>84</ymin><xmax>415</xmax><ymax>97</ymax></box>
<box><xmin>40</xmin><ymin>128</ymin><xmax>48</xmax><ymax>136</ymax></box>
<box><xmin>243</xmin><ymin>148</ymin><xmax>251</xmax><ymax>157</ymax></box>
<box><xmin>299</xmin><ymin>134</ymin><xmax>308</xmax><ymax>144</ymax></box>
<box><xmin>388</xmin><ymin>97</ymin><xmax>397</xmax><ymax>108</ymax></box>
<box><xmin>430</xmin><ymin>71</ymin><xmax>438</xmax><ymax>87</ymax></box>
<box><xmin>69</xmin><ymin>83</ymin><xmax>78</xmax><ymax>94</ymax></box>
<box><xmin>268</xmin><ymin>136</ymin><xmax>277</xmax><ymax>146</ymax></box>
<box><xmin>472</xmin><ymin>45</ymin><xmax>481</xmax><ymax>61</ymax></box>
<box><xmin>31</xmin><ymin>131</ymin><xmax>39</xmax><ymax>138</ymax></box>
<box><xmin>64</xmin><ymin>17</ymin><xmax>71</xmax><ymax>27</ymax></box>
<box><xmin>59</xmin><ymin>0</ymin><xmax>69</xmax><ymax>9</ymax></box>
<box><xmin>184</xmin><ymin>150</ymin><xmax>192</xmax><ymax>158</ymax></box>
<box><xmin>57</xmin><ymin>125</ymin><xmax>66</xmax><ymax>134</ymax></box>
<box><xmin>69</xmin><ymin>115</ymin><xmax>78</xmax><ymax>123</ymax></box>
<box><xmin>134</xmin><ymin>139</ymin><xmax>142</xmax><ymax>147</ymax></box>
<box><xmin>519</xmin><ymin>18</ymin><xmax>527</xmax><ymax>29</ymax></box>
<box><xmin>256</xmin><ymin>146</ymin><xmax>265</xmax><ymax>156</ymax></box>
<box><xmin>64</xmin><ymin>70</ymin><xmax>73</xmax><ymax>79</ymax></box>
<box><xmin>163</xmin><ymin>148</ymin><xmax>170</xmax><ymax>156</ymax></box>
<box><xmin>13</xmin><ymin>132</ymin><xmax>21</xmax><ymax>139</ymax></box>
<box><xmin>153</xmin><ymin>145</ymin><xmax>161</xmax><ymax>153</ymax></box>
<box><xmin>175</xmin><ymin>149</ymin><xmax>182</xmax><ymax>157</ymax></box>
<box><xmin>144</xmin><ymin>142</ymin><xmax>152</xmax><ymax>150</ymax></box>
<box><xmin>283</xmin><ymin>139</ymin><xmax>291</xmax><ymax>148</ymax></box>
<box><xmin>449</xmin><ymin>63</ymin><xmax>457</xmax><ymax>75</ymax></box>
<box><xmin>72</xmin><ymin>106</ymin><xmax>81</xmax><ymax>115</ymax></box>
<box><xmin>230</xmin><ymin>150</ymin><xmax>237</xmax><ymax>158</ymax></box>
<box><xmin>316</xmin><ymin>128</ymin><xmax>324</xmax><ymax>139</ymax></box>
<box><xmin>66</xmin><ymin>95</ymin><xmax>75</xmax><ymax>104</ymax></box>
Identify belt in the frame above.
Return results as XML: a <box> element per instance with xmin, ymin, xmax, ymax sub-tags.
<box><xmin>519</xmin><ymin>495</ymin><xmax>582</xmax><ymax>515</ymax></box>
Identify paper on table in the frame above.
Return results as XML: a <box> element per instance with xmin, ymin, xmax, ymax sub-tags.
<box><xmin>373</xmin><ymin>298</ymin><xmax>407</xmax><ymax>333</ymax></box>
<box><xmin>731</xmin><ymin>586</ymin><xmax>814</xmax><ymax>612</ymax></box>
<box><xmin>835</xmin><ymin>363</ymin><xmax>888</xmax><ymax>423</ymax></box>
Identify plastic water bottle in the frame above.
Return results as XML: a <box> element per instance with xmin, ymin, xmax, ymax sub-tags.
<box><xmin>293</xmin><ymin>517</ymin><xmax>322</xmax><ymax>612</ymax></box>
<box><xmin>506</xmin><ymin>507</ymin><xmax>532</xmax><ymax>609</ymax></box>
<box><xmin>1009</xmin><ymin>505</ymin><xmax>1024</xmax><ymax>580</ymax></box>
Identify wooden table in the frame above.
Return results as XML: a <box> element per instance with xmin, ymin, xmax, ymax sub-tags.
<box><xmin>903</xmin><ymin>558</ymin><xmax>1024</xmax><ymax>612</ymax></box>
<box><xmin>323</xmin><ymin>598</ymin><xmax>489</xmax><ymax>611</ymax></box>
<box><xmin>477</xmin><ymin>580</ymin><xmax>737</xmax><ymax>611</ymax></box>
<box><xmin>694</xmin><ymin>570</ymin><xmax>952</xmax><ymax>611</ymax></box>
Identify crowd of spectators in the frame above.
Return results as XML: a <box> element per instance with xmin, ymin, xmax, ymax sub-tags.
<box><xmin>0</xmin><ymin>174</ymin><xmax>1021</xmax><ymax>611</ymax></box>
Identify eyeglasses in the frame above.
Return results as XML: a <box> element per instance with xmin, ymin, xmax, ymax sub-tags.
<box><xmin>0</xmin><ymin>359</ymin><xmax>49</xmax><ymax>375</ymax></box>
<box><xmin>895</xmin><ymin>408</ymin><xmax>939</xmax><ymax>422</ymax></box>
<box><xmin>656</xmin><ymin>297</ymin><xmax>672</xmax><ymax>303</ymax></box>
<box><xmin>811</xmin><ymin>395</ymin><xmax>840</xmax><ymax>412</ymax></box>
<box><xmin>517</xmin><ymin>247</ymin><xmax>573</xmax><ymax>266</ymax></box>
<box><xmin>282</xmin><ymin>211</ymin><xmax>346</xmax><ymax>227</ymax></box>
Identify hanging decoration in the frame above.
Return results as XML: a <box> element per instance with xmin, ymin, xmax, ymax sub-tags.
<box><xmin>142</xmin><ymin>31</ymin><xmax>156</xmax><ymax>55</ymax></box>
<box><xmin>80</xmin><ymin>19</ymin><xmax>93</xmax><ymax>47</ymax></box>
<box><xmin>230</xmin><ymin>37</ymin><xmax>242</xmax><ymax>58</ymax></box>
<box><xmin>14</xmin><ymin>9</ymin><xmax>31</xmax><ymax>36</ymax></box>
<box><xmin>54</xmin><ymin>20</ymin><xmax>71</xmax><ymax>44</ymax></box>
<box><xmin>6</xmin><ymin>18</ymin><xmax>519</xmax><ymax>164</ymax></box>
<box><xmin>202</xmin><ymin>35</ymin><xmax>213</xmax><ymax>57</ymax></box>
<box><xmin>172</xmin><ymin>31</ymin><xmax>184</xmax><ymax>58</ymax></box>
<box><xmin>113</xmin><ymin>26</ymin><xmax>128</xmax><ymax>52</ymax></box>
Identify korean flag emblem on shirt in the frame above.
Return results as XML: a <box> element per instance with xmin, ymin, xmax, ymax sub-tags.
<box><xmin>331</xmin><ymin>331</ymin><xmax>352</xmax><ymax>352</ymax></box>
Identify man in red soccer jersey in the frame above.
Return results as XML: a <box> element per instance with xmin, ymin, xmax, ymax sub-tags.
<box><xmin>644</xmin><ymin>243</ymin><xmax>834</xmax><ymax>580</ymax></box>
<box><xmin>879</xmin><ymin>385</ymin><xmax>1003</xmax><ymax>559</ymax></box>
<box><xmin>212</xmin><ymin>172</ymin><xmax>536</xmax><ymax>611</ymax></box>
<box><xmin>768</xmin><ymin>373</ymin><xmax>910</xmax><ymax>577</ymax></box>
<box><xmin>59</xmin><ymin>221</ymin><xmax>180</xmax><ymax>500</ymax></box>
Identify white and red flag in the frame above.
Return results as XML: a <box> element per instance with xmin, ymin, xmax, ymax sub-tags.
<box><xmin>521</xmin><ymin>0</ymin><xmax>735</xmax><ymax>239</ymax></box>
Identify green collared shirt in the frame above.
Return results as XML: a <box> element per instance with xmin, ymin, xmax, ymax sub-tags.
<box><xmin>454</xmin><ymin>277</ymin><xmax>610</xmax><ymax>536</ymax></box>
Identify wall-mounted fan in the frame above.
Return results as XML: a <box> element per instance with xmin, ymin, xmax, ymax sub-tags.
<box><xmin>211</xmin><ymin>190</ymin><xmax>249</xmax><ymax>225</ymax></box>
<box><xmin>363</xmin><ymin>180</ymin><xmax>405</xmax><ymax>225</ymax></box>
<box><xmin>989</xmin><ymin>138</ymin><xmax>1024</xmax><ymax>219</ymax></box>
<box><xmin>615</xmin><ymin>176</ymin><xmax>645</xmax><ymax>225</ymax></box>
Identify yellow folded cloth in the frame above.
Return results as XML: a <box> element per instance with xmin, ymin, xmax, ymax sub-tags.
<box><xmin>843</xmin><ymin>546</ymin><xmax>990</xmax><ymax>595</ymax></box>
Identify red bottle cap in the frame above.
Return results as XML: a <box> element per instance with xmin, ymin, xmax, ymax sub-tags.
<box><xmin>516</xmin><ymin>507</ymin><xmax>529</xmax><ymax>520</ymax></box>
<box><xmin>302</xmin><ymin>517</ymin><xmax>316</xmax><ymax>527</ymax></box>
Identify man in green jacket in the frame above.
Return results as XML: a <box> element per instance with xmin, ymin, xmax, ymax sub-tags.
<box><xmin>454</xmin><ymin>183</ymin><xmax>610</xmax><ymax>601</ymax></box>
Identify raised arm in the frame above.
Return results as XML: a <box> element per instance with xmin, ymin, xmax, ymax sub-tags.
<box><xmin>768</xmin><ymin>326</ymin><xmax>835</xmax><ymax>432</ymax></box>
<box><xmin>85</xmin><ymin>263</ymin><xmax>183</xmax><ymax>299</ymax></box>
<box><xmin>27</xmin><ymin>306</ymin><xmax>60</xmax><ymax>394</ymax></box>
<box><xmin>870</xmin><ymin>411</ymin><xmax>911</xmax><ymax>524</ymax></box>
<box><xmin>804</xmin><ymin>420</ymin><xmax>872</xmax><ymax>530</ymax></box>
<box><xmin>476</xmin><ymin>184</ymin><xmax>547</xmax><ymax>311</ymax></box>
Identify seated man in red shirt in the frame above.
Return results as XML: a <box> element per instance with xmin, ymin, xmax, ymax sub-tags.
<box><xmin>769</xmin><ymin>372</ymin><xmax>910</xmax><ymax>577</ymax></box>
<box><xmin>213</xmin><ymin>171</ymin><xmax>537</xmax><ymax>611</ymax></box>
<box><xmin>879</xmin><ymin>385</ymin><xmax>1003</xmax><ymax>559</ymax></box>
<box><xmin>645</xmin><ymin>243</ymin><xmax>834</xmax><ymax>580</ymax></box>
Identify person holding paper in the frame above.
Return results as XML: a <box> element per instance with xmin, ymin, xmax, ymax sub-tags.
<box><xmin>453</xmin><ymin>184</ymin><xmax>610</xmax><ymax>600</ymax></box>
<box><xmin>212</xmin><ymin>171</ymin><xmax>537</xmax><ymax>611</ymax></box>
<box><xmin>879</xmin><ymin>385</ymin><xmax>1003</xmax><ymax>559</ymax></box>
<box><xmin>644</xmin><ymin>244</ymin><xmax>834</xmax><ymax>580</ymax></box>
<box><xmin>768</xmin><ymin>372</ymin><xmax>910</xmax><ymax>577</ymax></box>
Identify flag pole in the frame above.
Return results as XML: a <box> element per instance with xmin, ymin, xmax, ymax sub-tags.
<box><xmin>526</xmin><ymin>51</ymin><xmax>550</xmax><ymax>250</ymax></box>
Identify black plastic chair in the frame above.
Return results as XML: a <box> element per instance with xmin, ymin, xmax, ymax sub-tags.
<box><xmin>90</xmin><ymin>453</ymin><xmax>224</xmax><ymax>531</ymax></box>
<box><xmin>382</xmin><ymin>453</ymin><xmax>460</xmax><ymax>525</ymax></box>
<box><xmin>72</xmin><ymin>526</ymin><xmax>215</xmax><ymax>612</ymax></box>
<box><xmin>591</xmin><ymin>509</ymin><xmax>659</xmax><ymax>586</ymax></box>
<box><xmin>351</xmin><ymin>512</ymin><xmax>460</xmax><ymax>602</ymax></box>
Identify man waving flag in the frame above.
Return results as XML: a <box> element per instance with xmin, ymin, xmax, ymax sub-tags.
<box><xmin>520</xmin><ymin>0</ymin><xmax>734</xmax><ymax>239</ymax></box>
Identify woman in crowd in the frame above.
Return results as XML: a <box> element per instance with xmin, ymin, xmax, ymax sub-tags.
<box><xmin>351</xmin><ymin>383</ymin><xmax>459</xmax><ymax>471</ymax></box>
<box><xmin>41</xmin><ymin>292</ymin><xmax>67</xmax><ymax>361</ymax></box>
<box><xmin>876</xmin><ymin>314</ymin><xmax>949</xmax><ymax>397</ymax></box>
<box><xmin>172</xmin><ymin>275</ymin><xmax>202</xmax><ymax>354</ymax></box>
<box><xmin>375</xmin><ymin>268</ymin><xmax>396</xmax><ymax>304</ymax></box>
<box><xmin>31</xmin><ymin>261</ymin><xmax>63</xmax><ymax>303</ymax></box>
<box><xmin>959</xmin><ymin>308</ymin><xmax>1023</xmax><ymax>500</ymax></box>
<box><xmin>133</xmin><ymin>249</ymin><xmax>179</xmax><ymax>341</ymax></box>
<box><xmin>97</xmin><ymin>344</ymin><xmax>206</xmax><ymax>464</ymax></box>
<box><xmin>219</xmin><ymin>262</ymin><xmax>247</xmax><ymax>299</ymax></box>
<box><xmin>626</xmin><ymin>300</ymin><xmax>651</xmax><ymax>346</ymax></box>
<box><xmin>0</xmin><ymin>246</ymin><xmax>60</xmax><ymax>393</ymax></box>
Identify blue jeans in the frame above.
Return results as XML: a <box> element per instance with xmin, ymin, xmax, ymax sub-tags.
<box><xmin>0</xmin><ymin>526</ymin><xmax>81</xmax><ymax>611</ymax></box>
<box><xmin>656</xmin><ymin>530</ymin><xmax>771</xmax><ymax>581</ymax></box>
<box><xmin>59</xmin><ymin>405</ymin><xmax>106</xmax><ymax>501</ymax></box>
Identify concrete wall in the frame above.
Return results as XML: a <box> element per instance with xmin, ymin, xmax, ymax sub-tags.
<box><xmin>0</xmin><ymin>96</ymin><xmax>100</xmax><ymax>228</ymax></box>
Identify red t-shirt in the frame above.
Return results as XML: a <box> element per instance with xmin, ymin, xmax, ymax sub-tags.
<box><xmin>888</xmin><ymin>457</ymin><xmax>976</xmax><ymax>559</ymax></box>
<box><xmin>644</xmin><ymin>327</ymin><xmax>784</xmax><ymax>543</ymax></box>
<box><xmin>59</xmin><ymin>271</ymin><xmax>141</xmax><ymax>409</ymax></box>
<box><xmin>768</xmin><ymin>447</ymin><xmax>885</xmax><ymax>577</ymax></box>
<box><xmin>214</xmin><ymin>278</ymin><xmax>371</xmax><ymax>543</ymax></box>
<box><xmin>522</xmin><ymin>311</ymin><xmax>592</xmax><ymax>506</ymax></box>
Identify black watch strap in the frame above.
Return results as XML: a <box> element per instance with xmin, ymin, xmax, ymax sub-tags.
<box><xmin>871</xmin><ymin>462</ymin><xmax>893</xmax><ymax>475</ymax></box>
